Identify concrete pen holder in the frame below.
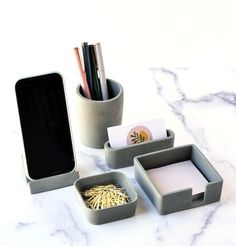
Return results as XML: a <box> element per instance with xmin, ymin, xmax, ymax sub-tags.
<box><xmin>134</xmin><ymin>144</ymin><xmax>223</xmax><ymax>214</ymax></box>
<box><xmin>76</xmin><ymin>79</ymin><xmax>124</xmax><ymax>149</ymax></box>
<box><xmin>104</xmin><ymin>129</ymin><xmax>175</xmax><ymax>169</ymax></box>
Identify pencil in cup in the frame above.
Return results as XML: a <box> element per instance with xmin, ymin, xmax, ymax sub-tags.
<box><xmin>94</xmin><ymin>43</ymin><xmax>109</xmax><ymax>100</ymax></box>
<box><xmin>73</xmin><ymin>47</ymin><xmax>91</xmax><ymax>99</ymax></box>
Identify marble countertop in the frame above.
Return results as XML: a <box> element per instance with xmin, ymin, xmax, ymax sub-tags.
<box><xmin>1</xmin><ymin>67</ymin><xmax>235</xmax><ymax>246</ymax></box>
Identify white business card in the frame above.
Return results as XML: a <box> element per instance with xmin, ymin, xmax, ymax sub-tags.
<box><xmin>107</xmin><ymin>118</ymin><xmax>167</xmax><ymax>148</ymax></box>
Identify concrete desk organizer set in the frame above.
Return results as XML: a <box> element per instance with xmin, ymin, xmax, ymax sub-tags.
<box><xmin>17</xmin><ymin>76</ymin><xmax>223</xmax><ymax>224</ymax></box>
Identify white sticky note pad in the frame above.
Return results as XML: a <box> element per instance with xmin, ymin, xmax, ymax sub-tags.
<box><xmin>146</xmin><ymin>160</ymin><xmax>208</xmax><ymax>196</ymax></box>
<box><xmin>107</xmin><ymin>118</ymin><xmax>167</xmax><ymax>149</ymax></box>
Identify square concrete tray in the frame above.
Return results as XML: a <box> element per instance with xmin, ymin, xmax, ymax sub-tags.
<box><xmin>74</xmin><ymin>172</ymin><xmax>137</xmax><ymax>224</ymax></box>
<box><xmin>104</xmin><ymin>129</ymin><xmax>175</xmax><ymax>169</ymax></box>
<box><xmin>134</xmin><ymin>144</ymin><xmax>223</xmax><ymax>214</ymax></box>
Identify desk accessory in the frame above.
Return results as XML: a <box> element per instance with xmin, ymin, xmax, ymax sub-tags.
<box><xmin>74</xmin><ymin>172</ymin><xmax>137</xmax><ymax>224</ymax></box>
<box><xmin>74</xmin><ymin>42</ymin><xmax>108</xmax><ymax>101</ymax></box>
<box><xmin>74</xmin><ymin>47</ymin><xmax>91</xmax><ymax>99</ymax></box>
<box><xmin>15</xmin><ymin>73</ymin><xmax>79</xmax><ymax>194</ymax></box>
<box><xmin>146</xmin><ymin>160</ymin><xmax>208</xmax><ymax>200</ymax></box>
<box><xmin>104</xmin><ymin>129</ymin><xmax>175</xmax><ymax>169</ymax></box>
<box><xmin>23</xmin><ymin>163</ymin><xmax>79</xmax><ymax>194</ymax></box>
<box><xmin>94</xmin><ymin>43</ymin><xmax>109</xmax><ymax>100</ymax></box>
<box><xmin>107</xmin><ymin>118</ymin><xmax>167</xmax><ymax>148</ymax></box>
<box><xmin>76</xmin><ymin>79</ymin><xmax>123</xmax><ymax>148</ymax></box>
<box><xmin>134</xmin><ymin>144</ymin><xmax>223</xmax><ymax>214</ymax></box>
<box><xmin>81</xmin><ymin>184</ymin><xmax>130</xmax><ymax>209</ymax></box>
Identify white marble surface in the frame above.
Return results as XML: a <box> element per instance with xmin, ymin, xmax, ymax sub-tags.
<box><xmin>1</xmin><ymin>1</ymin><xmax>236</xmax><ymax>245</ymax></box>
<box><xmin>1</xmin><ymin>67</ymin><xmax>236</xmax><ymax>246</ymax></box>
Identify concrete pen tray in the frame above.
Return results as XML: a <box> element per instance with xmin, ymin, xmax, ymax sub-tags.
<box><xmin>134</xmin><ymin>144</ymin><xmax>223</xmax><ymax>215</ymax></box>
<box><xmin>104</xmin><ymin>129</ymin><xmax>175</xmax><ymax>169</ymax></box>
<box><xmin>74</xmin><ymin>172</ymin><xmax>137</xmax><ymax>225</ymax></box>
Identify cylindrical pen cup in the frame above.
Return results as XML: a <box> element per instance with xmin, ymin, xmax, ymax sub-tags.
<box><xmin>76</xmin><ymin>79</ymin><xmax>123</xmax><ymax>148</ymax></box>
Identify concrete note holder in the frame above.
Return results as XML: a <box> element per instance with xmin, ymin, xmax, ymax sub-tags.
<box><xmin>74</xmin><ymin>172</ymin><xmax>137</xmax><ymax>224</ymax></box>
<box><xmin>104</xmin><ymin>129</ymin><xmax>175</xmax><ymax>169</ymax></box>
<box><xmin>134</xmin><ymin>144</ymin><xmax>223</xmax><ymax>215</ymax></box>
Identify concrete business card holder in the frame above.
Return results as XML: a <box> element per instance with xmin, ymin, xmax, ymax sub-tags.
<box><xmin>134</xmin><ymin>144</ymin><xmax>223</xmax><ymax>215</ymax></box>
<box><xmin>74</xmin><ymin>172</ymin><xmax>137</xmax><ymax>224</ymax></box>
<box><xmin>104</xmin><ymin>129</ymin><xmax>175</xmax><ymax>169</ymax></box>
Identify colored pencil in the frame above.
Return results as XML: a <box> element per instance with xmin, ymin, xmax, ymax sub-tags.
<box><xmin>73</xmin><ymin>47</ymin><xmax>91</xmax><ymax>99</ymax></box>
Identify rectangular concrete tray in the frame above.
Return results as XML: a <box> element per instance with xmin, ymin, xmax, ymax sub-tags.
<box><xmin>104</xmin><ymin>129</ymin><xmax>175</xmax><ymax>169</ymax></box>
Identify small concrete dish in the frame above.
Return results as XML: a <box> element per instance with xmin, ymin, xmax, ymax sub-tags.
<box><xmin>74</xmin><ymin>172</ymin><xmax>137</xmax><ymax>224</ymax></box>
